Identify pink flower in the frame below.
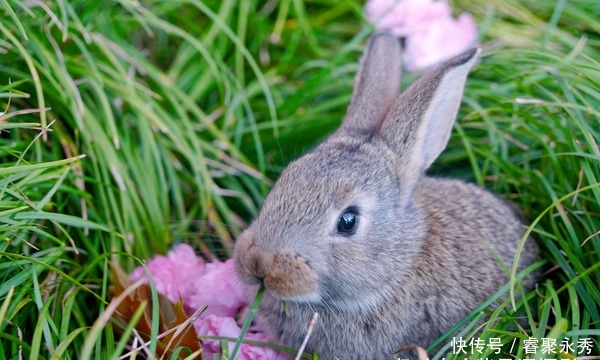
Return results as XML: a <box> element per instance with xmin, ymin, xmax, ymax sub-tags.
<box><xmin>129</xmin><ymin>244</ymin><xmax>292</xmax><ymax>359</ymax></box>
<box><xmin>365</xmin><ymin>0</ymin><xmax>450</xmax><ymax>37</ymax></box>
<box><xmin>130</xmin><ymin>245</ymin><xmax>247</xmax><ymax>317</ymax></box>
<box><xmin>364</xmin><ymin>0</ymin><xmax>477</xmax><ymax>71</ymax></box>
<box><xmin>130</xmin><ymin>244</ymin><xmax>206</xmax><ymax>306</ymax></box>
<box><xmin>238</xmin><ymin>338</ymin><xmax>291</xmax><ymax>360</ymax></box>
<box><xmin>187</xmin><ymin>259</ymin><xmax>248</xmax><ymax>318</ymax></box>
<box><xmin>196</xmin><ymin>315</ymin><xmax>242</xmax><ymax>355</ymax></box>
<box><xmin>197</xmin><ymin>315</ymin><xmax>292</xmax><ymax>360</ymax></box>
<box><xmin>404</xmin><ymin>13</ymin><xmax>477</xmax><ymax>71</ymax></box>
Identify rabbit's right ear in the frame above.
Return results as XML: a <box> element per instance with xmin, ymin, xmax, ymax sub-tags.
<box><xmin>341</xmin><ymin>33</ymin><xmax>402</xmax><ymax>131</ymax></box>
<box><xmin>380</xmin><ymin>48</ymin><xmax>480</xmax><ymax>191</ymax></box>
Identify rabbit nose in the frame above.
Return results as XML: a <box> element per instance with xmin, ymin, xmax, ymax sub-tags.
<box><xmin>247</xmin><ymin>251</ymin><xmax>267</xmax><ymax>284</ymax></box>
<box><xmin>237</xmin><ymin>241</ymin><xmax>269</xmax><ymax>285</ymax></box>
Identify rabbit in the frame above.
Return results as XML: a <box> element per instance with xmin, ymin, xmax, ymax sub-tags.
<box><xmin>233</xmin><ymin>33</ymin><xmax>540</xmax><ymax>359</ymax></box>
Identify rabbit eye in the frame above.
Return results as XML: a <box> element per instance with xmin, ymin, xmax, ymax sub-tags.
<box><xmin>337</xmin><ymin>208</ymin><xmax>358</xmax><ymax>235</ymax></box>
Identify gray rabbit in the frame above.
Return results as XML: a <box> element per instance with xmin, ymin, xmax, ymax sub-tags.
<box><xmin>233</xmin><ymin>34</ymin><xmax>540</xmax><ymax>359</ymax></box>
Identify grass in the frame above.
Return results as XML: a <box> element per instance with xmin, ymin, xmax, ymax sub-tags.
<box><xmin>0</xmin><ymin>0</ymin><xmax>598</xmax><ymax>358</ymax></box>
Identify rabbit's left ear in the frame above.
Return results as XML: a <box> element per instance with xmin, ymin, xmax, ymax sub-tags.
<box><xmin>381</xmin><ymin>48</ymin><xmax>480</xmax><ymax>173</ymax></box>
<box><xmin>341</xmin><ymin>33</ymin><xmax>402</xmax><ymax>132</ymax></box>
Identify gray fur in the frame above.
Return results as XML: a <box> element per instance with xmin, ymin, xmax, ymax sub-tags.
<box><xmin>233</xmin><ymin>34</ymin><xmax>540</xmax><ymax>359</ymax></box>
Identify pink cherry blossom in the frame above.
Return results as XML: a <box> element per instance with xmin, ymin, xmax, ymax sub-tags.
<box><xmin>196</xmin><ymin>315</ymin><xmax>291</xmax><ymax>360</ymax></box>
<box><xmin>130</xmin><ymin>244</ymin><xmax>292</xmax><ymax>359</ymax></box>
<box><xmin>130</xmin><ymin>243</ymin><xmax>206</xmax><ymax>306</ymax></box>
<box><xmin>403</xmin><ymin>13</ymin><xmax>477</xmax><ymax>71</ymax></box>
<box><xmin>364</xmin><ymin>0</ymin><xmax>477</xmax><ymax>71</ymax></box>
<box><xmin>365</xmin><ymin>0</ymin><xmax>450</xmax><ymax>37</ymax></box>
<box><xmin>187</xmin><ymin>259</ymin><xmax>248</xmax><ymax>318</ymax></box>
<box><xmin>196</xmin><ymin>315</ymin><xmax>242</xmax><ymax>355</ymax></box>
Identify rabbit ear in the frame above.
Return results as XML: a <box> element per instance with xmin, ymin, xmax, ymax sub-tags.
<box><xmin>341</xmin><ymin>33</ymin><xmax>402</xmax><ymax>131</ymax></box>
<box><xmin>381</xmin><ymin>48</ymin><xmax>480</xmax><ymax>174</ymax></box>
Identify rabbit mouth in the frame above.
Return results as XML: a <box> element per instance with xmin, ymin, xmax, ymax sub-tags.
<box><xmin>261</xmin><ymin>252</ymin><xmax>320</xmax><ymax>301</ymax></box>
<box><xmin>234</xmin><ymin>235</ymin><xmax>320</xmax><ymax>300</ymax></box>
<box><xmin>263</xmin><ymin>275</ymin><xmax>321</xmax><ymax>302</ymax></box>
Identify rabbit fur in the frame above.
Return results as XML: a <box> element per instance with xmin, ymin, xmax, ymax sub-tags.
<box><xmin>233</xmin><ymin>33</ymin><xmax>540</xmax><ymax>359</ymax></box>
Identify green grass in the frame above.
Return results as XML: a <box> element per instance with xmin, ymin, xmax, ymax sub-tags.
<box><xmin>0</xmin><ymin>0</ymin><xmax>598</xmax><ymax>359</ymax></box>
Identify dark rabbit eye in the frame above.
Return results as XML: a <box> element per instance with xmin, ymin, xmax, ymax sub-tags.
<box><xmin>337</xmin><ymin>208</ymin><xmax>358</xmax><ymax>235</ymax></box>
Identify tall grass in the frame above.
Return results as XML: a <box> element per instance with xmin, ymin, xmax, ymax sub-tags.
<box><xmin>0</xmin><ymin>0</ymin><xmax>598</xmax><ymax>358</ymax></box>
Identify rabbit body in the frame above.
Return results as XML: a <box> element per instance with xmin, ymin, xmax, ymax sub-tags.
<box><xmin>233</xmin><ymin>34</ymin><xmax>539</xmax><ymax>359</ymax></box>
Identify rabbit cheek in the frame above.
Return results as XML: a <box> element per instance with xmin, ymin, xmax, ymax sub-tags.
<box><xmin>263</xmin><ymin>253</ymin><xmax>318</xmax><ymax>300</ymax></box>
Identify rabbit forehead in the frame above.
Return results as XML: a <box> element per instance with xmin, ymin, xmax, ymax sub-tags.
<box><xmin>254</xmin><ymin>140</ymin><xmax>395</xmax><ymax>237</ymax></box>
<box><xmin>272</xmin><ymin>141</ymin><xmax>392</xmax><ymax>204</ymax></box>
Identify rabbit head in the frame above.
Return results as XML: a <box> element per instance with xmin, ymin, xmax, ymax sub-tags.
<box><xmin>234</xmin><ymin>34</ymin><xmax>480</xmax><ymax>312</ymax></box>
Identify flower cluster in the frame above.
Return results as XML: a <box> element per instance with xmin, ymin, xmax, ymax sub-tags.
<box><xmin>130</xmin><ymin>244</ymin><xmax>290</xmax><ymax>359</ymax></box>
<box><xmin>365</xmin><ymin>0</ymin><xmax>477</xmax><ymax>71</ymax></box>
